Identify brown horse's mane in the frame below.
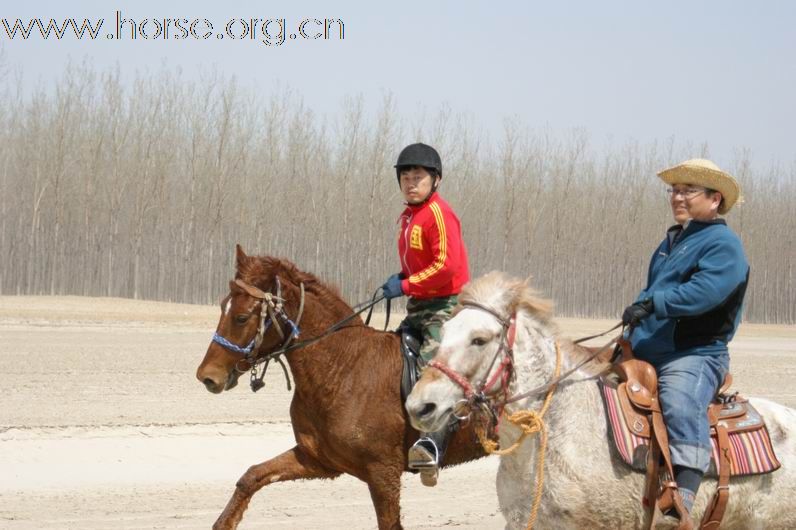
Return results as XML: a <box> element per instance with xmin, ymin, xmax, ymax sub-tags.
<box><xmin>236</xmin><ymin>254</ymin><xmax>363</xmax><ymax>325</ymax></box>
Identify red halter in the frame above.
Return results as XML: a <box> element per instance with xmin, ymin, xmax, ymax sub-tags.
<box><xmin>427</xmin><ymin>302</ymin><xmax>517</xmax><ymax>406</ymax></box>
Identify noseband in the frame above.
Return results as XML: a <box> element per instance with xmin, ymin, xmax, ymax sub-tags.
<box><xmin>427</xmin><ymin>301</ymin><xmax>517</xmax><ymax>419</ymax></box>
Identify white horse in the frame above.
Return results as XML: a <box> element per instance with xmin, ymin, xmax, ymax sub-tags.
<box><xmin>405</xmin><ymin>271</ymin><xmax>796</xmax><ymax>529</ymax></box>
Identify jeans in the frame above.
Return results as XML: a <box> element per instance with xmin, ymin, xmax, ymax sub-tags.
<box><xmin>652</xmin><ymin>352</ymin><xmax>729</xmax><ymax>472</ymax></box>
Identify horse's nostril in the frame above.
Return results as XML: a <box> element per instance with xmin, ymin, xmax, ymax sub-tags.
<box><xmin>203</xmin><ymin>378</ymin><xmax>217</xmax><ymax>389</ymax></box>
<box><xmin>419</xmin><ymin>402</ymin><xmax>436</xmax><ymax>418</ymax></box>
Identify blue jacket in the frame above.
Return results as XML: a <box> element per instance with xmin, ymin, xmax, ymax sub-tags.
<box><xmin>630</xmin><ymin>219</ymin><xmax>749</xmax><ymax>363</ymax></box>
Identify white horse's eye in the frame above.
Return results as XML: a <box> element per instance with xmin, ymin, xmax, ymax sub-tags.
<box><xmin>471</xmin><ymin>337</ymin><xmax>488</xmax><ymax>346</ymax></box>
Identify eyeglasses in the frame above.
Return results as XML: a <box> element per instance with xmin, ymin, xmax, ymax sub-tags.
<box><xmin>666</xmin><ymin>186</ymin><xmax>708</xmax><ymax>199</ymax></box>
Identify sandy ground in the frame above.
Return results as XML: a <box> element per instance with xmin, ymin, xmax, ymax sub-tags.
<box><xmin>1</xmin><ymin>296</ymin><xmax>795</xmax><ymax>529</ymax></box>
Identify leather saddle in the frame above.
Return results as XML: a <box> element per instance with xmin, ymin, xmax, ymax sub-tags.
<box><xmin>399</xmin><ymin>327</ymin><xmax>423</xmax><ymax>401</ymax></box>
<box><xmin>615</xmin><ymin>361</ymin><xmax>760</xmax><ymax>443</ymax></box>
<box><xmin>609</xmin><ymin>338</ymin><xmax>777</xmax><ymax>530</ymax></box>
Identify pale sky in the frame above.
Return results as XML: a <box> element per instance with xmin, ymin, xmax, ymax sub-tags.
<box><xmin>4</xmin><ymin>0</ymin><xmax>795</xmax><ymax>166</ymax></box>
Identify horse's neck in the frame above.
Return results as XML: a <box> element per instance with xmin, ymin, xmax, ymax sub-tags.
<box><xmin>506</xmin><ymin>329</ymin><xmax>605</xmax><ymax>443</ymax></box>
<box><xmin>280</xmin><ymin>286</ymin><xmax>366</xmax><ymax>389</ymax></box>
<box><xmin>506</xmin><ymin>328</ymin><xmax>558</xmax><ymax>410</ymax></box>
<box><xmin>276</xmin><ymin>274</ymin><xmax>360</xmax><ymax>337</ymax></box>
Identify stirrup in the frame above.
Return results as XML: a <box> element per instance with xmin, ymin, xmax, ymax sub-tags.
<box><xmin>656</xmin><ymin>508</ymin><xmax>694</xmax><ymax>530</ymax></box>
<box><xmin>408</xmin><ymin>439</ymin><xmax>439</xmax><ymax>487</ymax></box>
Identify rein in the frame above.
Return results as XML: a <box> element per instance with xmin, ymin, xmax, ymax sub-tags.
<box><xmin>212</xmin><ymin>277</ymin><xmax>388</xmax><ymax>392</ymax></box>
<box><xmin>505</xmin><ymin>327</ymin><xmax>623</xmax><ymax>404</ymax></box>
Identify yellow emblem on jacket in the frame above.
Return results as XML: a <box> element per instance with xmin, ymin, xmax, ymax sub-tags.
<box><xmin>410</xmin><ymin>225</ymin><xmax>423</xmax><ymax>250</ymax></box>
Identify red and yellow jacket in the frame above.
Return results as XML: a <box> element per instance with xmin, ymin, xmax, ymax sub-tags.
<box><xmin>398</xmin><ymin>192</ymin><xmax>469</xmax><ymax>299</ymax></box>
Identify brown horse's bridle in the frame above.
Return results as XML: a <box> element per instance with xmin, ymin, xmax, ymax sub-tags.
<box><xmin>213</xmin><ymin>276</ymin><xmax>391</xmax><ymax>392</ymax></box>
<box><xmin>212</xmin><ymin>276</ymin><xmax>305</xmax><ymax>391</ymax></box>
<box><xmin>427</xmin><ymin>301</ymin><xmax>518</xmax><ymax>420</ymax></box>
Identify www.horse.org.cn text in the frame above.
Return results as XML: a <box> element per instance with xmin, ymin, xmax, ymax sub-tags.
<box><xmin>0</xmin><ymin>11</ymin><xmax>346</xmax><ymax>47</ymax></box>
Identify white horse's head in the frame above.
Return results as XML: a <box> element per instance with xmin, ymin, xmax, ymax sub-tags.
<box><xmin>406</xmin><ymin>271</ymin><xmax>555</xmax><ymax>433</ymax></box>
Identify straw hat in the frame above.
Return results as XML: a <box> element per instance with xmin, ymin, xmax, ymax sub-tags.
<box><xmin>657</xmin><ymin>159</ymin><xmax>741</xmax><ymax>214</ymax></box>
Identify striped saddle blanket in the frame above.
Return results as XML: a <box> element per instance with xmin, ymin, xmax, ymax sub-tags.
<box><xmin>598</xmin><ymin>378</ymin><xmax>781</xmax><ymax>477</ymax></box>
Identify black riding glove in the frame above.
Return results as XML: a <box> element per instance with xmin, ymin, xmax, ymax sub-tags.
<box><xmin>622</xmin><ymin>299</ymin><xmax>654</xmax><ymax>327</ymax></box>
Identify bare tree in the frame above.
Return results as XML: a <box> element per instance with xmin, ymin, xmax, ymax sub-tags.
<box><xmin>0</xmin><ymin>65</ymin><xmax>793</xmax><ymax>322</ymax></box>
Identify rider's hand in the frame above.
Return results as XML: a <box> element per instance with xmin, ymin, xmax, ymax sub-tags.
<box><xmin>382</xmin><ymin>273</ymin><xmax>405</xmax><ymax>300</ymax></box>
<box><xmin>622</xmin><ymin>299</ymin><xmax>654</xmax><ymax>327</ymax></box>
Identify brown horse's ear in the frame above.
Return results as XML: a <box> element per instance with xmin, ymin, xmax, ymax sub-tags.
<box><xmin>235</xmin><ymin>244</ymin><xmax>248</xmax><ymax>270</ymax></box>
<box><xmin>234</xmin><ymin>279</ymin><xmax>267</xmax><ymax>299</ymax></box>
<box><xmin>229</xmin><ymin>280</ymin><xmax>238</xmax><ymax>293</ymax></box>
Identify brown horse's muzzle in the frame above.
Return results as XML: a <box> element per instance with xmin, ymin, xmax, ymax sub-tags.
<box><xmin>196</xmin><ymin>343</ymin><xmax>243</xmax><ymax>393</ymax></box>
<box><xmin>197</xmin><ymin>365</ymin><xmax>224</xmax><ymax>393</ymax></box>
<box><xmin>197</xmin><ymin>364</ymin><xmax>241</xmax><ymax>393</ymax></box>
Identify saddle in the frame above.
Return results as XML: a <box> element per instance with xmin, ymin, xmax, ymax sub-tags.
<box><xmin>601</xmin><ymin>339</ymin><xmax>781</xmax><ymax>530</ymax></box>
<box><xmin>399</xmin><ymin>328</ymin><xmax>423</xmax><ymax>401</ymax></box>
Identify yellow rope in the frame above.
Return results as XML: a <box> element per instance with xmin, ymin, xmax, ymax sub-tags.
<box><xmin>475</xmin><ymin>341</ymin><xmax>562</xmax><ymax>530</ymax></box>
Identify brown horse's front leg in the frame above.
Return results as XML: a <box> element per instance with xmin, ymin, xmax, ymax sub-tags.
<box><xmin>365</xmin><ymin>465</ymin><xmax>404</xmax><ymax>530</ymax></box>
<box><xmin>213</xmin><ymin>445</ymin><xmax>339</xmax><ymax>530</ymax></box>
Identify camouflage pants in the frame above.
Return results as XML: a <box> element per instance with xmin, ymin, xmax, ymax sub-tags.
<box><xmin>399</xmin><ymin>295</ymin><xmax>458</xmax><ymax>363</ymax></box>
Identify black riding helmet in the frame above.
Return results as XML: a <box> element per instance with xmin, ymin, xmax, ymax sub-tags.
<box><xmin>394</xmin><ymin>143</ymin><xmax>443</xmax><ymax>185</ymax></box>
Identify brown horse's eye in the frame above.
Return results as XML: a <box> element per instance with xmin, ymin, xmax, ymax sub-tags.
<box><xmin>471</xmin><ymin>337</ymin><xmax>488</xmax><ymax>346</ymax></box>
<box><xmin>235</xmin><ymin>314</ymin><xmax>250</xmax><ymax>324</ymax></box>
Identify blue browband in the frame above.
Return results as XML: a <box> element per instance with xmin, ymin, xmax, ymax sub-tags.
<box><xmin>212</xmin><ymin>316</ymin><xmax>279</xmax><ymax>355</ymax></box>
<box><xmin>212</xmin><ymin>333</ymin><xmax>256</xmax><ymax>355</ymax></box>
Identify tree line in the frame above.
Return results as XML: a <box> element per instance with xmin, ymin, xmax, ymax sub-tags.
<box><xmin>1</xmin><ymin>65</ymin><xmax>793</xmax><ymax>323</ymax></box>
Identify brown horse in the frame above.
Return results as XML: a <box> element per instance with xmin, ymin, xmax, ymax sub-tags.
<box><xmin>196</xmin><ymin>245</ymin><xmax>485</xmax><ymax>530</ymax></box>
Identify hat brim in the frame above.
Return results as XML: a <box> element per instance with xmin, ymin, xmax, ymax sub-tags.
<box><xmin>657</xmin><ymin>164</ymin><xmax>741</xmax><ymax>214</ymax></box>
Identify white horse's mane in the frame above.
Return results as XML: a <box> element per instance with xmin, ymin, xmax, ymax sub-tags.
<box><xmin>455</xmin><ymin>270</ymin><xmax>553</xmax><ymax>324</ymax></box>
<box><xmin>456</xmin><ymin>271</ymin><xmax>609</xmax><ymax>375</ymax></box>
